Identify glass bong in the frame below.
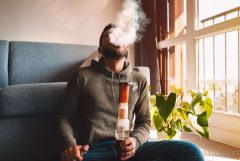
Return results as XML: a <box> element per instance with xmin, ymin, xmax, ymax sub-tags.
<box><xmin>115</xmin><ymin>82</ymin><xmax>130</xmax><ymax>140</ymax></box>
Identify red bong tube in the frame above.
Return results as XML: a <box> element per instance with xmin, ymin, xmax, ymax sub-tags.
<box><xmin>115</xmin><ymin>82</ymin><xmax>130</xmax><ymax>140</ymax></box>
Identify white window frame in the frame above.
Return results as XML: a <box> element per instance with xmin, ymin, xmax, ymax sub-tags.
<box><xmin>157</xmin><ymin>0</ymin><xmax>240</xmax><ymax>147</ymax></box>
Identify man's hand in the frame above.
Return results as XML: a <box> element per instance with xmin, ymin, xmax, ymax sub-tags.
<box><xmin>60</xmin><ymin>144</ymin><xmax>89</xmax><ymax>161</ymax></box>
<box><xmin>119</xmin><ymin>137</ymin><xmax>137</xmax><ymax>161</ymax></box>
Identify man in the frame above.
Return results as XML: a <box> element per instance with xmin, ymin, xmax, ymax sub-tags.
<box><xmin>57</xmin><ymin>24</ymin><xmax>204</xmax><ymax>161</ymax></box>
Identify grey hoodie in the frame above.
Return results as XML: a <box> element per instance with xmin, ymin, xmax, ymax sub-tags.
<box><xmin>56</xmin><ymin>59</ymin><xmax>150</xmax><ymax>150</ymax></box>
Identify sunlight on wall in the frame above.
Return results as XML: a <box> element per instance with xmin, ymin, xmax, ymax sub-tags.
<box><xmin>0</xmin><ymin>0</ymin><xmax>122</xmax><ymax>45</ymax></box>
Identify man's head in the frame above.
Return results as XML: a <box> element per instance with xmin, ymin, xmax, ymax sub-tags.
<box><xmin>98</xmin><ymin>23</ymin><xmax>128</xmax><ymax>60</ymax></box>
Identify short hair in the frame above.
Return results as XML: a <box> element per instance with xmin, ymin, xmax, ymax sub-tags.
<box><xmin>99</xmin><ymin>23</ymin><xmax>117</xmax><ymax>47</ymax></box>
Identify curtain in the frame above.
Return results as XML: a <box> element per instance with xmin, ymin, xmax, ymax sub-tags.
<box><xmin>135</xmin><ymin>0</ymin><xmax>168</xmax><ymax>94</ymax></box>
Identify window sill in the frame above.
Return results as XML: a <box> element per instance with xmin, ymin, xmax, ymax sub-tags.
<box><xmin>209</xmin><ymin>111</ymin><xmax>240</xmax><ymax>148</ymax></box>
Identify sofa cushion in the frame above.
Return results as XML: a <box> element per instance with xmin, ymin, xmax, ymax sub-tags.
<box><xmin>0</xmin><ymin>82</ymin><xmax>66</xmax><ymax>116</ymax></box>
<box><xmin>0</xmin><ymin>40</ymin><xmax>9</xmax><ymax>88</ymax></box>
<box><xmin>9</xmin><ymin>41</ymin><xmax>97</xmax><ymax>85</ymax></box>
<box><xmin>0</xmin><ymin>115</ymin><xmax>62</xmax><ymax>161</ymax></box>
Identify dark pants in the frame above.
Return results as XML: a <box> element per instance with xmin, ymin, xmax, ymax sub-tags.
<box><xmin>83</xmin><ymin>140</ymin><xmax>204</xmax><ymax>161</ymax></box>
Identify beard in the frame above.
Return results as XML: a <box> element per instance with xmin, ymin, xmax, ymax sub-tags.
<box><xmin>101</xmin><ymin>46</ymin><xmax>128</xmax><ymax>60</ymax></box>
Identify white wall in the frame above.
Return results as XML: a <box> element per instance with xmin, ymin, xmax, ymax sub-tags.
<box><xmin>0</xmin><ymin>0</ymin><xmax>122</xmax><ymax>46</ymax></box>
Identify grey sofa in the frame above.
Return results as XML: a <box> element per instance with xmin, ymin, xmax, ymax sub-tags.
<box><xmin>0</xmin><ymin>40</ymin><xmax>98</xmax><ymax>161</ymax></box>
<box><xmin>0</xmin><ymin>40</ymin><xmax>150</xmax><ymax>161</ymax></box>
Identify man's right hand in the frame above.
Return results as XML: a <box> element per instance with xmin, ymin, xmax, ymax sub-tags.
<box><xmin>60</xmin><ymin>144</ymin><xmax>89</xmax><ymax>161</ymax></box>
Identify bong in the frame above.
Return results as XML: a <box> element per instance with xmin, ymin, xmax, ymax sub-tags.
<box><xmin>115</xmin><ymin>82</ymin><xmax>130</xmax><ymax>140</ymax></box>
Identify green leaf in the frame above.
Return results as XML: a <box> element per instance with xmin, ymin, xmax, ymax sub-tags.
<box><xmin>191</xmin><ymin>92</ymin><xmax>202</xmax><ymax>109</ymax></box>
<box><xmin>190</xmin><ymin>90</ymin><xmax>196</xmax><ymax>97</ymax></box>
<box><xmin>203</xmin><ymin>91</ymin><xmax>208</xmax><ymax>97</ymax></box>
<box><xmin>204</xmin><ymin>97</ymin><xmax>213</xmax><ymax>118</ymax></box>
<box><xmin>195</xmin><ymin>126</ymin><xmax>209</xmax><ymax>140</ymax></box>
<box><xmin>202</xmin><ymin>126</ymin><xmax>209</xmax><ymax>140</ymax></box>
<box><xmin>170</xmin><ymin>85</ymin><xmax>177</xmax><ymax>92</ymax></box>
<box><xmin>157</xmin><ymin>127</ymin><xmax>165</xmax><ymax>132</ymax></box>
<box><xmin>152</xmin><ymin>107</ymin><xmax>163</xmax><ymax>131</ymax></box>
<box><xmin>180</xmin><ymin>101</ymin><xmax>191</xmax><ymax>108</ymax></box>
<box><xmin>156</xmin><ymin>94</ymin><xmax>169</xmax><ymax>122</ymax></box>
<box><xmin>183</xmin><ymin>125</ymin><xmax>192</xmax><ymax>132</ymax></box>
<box><xmin>156</xmin><ymin>93</ymin><xmax>176</xmax><ymax>122</ymax></box>
<box><xmin>193</xmin><ymin>102</ymin><xmax>205</xmax><ymax>115</ymax></box>
<box><xmin>155</xmin><ymin>93</ymin><xmax>166</xmax><ymax>121</ymax></box>
<box><xmin>177</xmin><ymin>107</ymin><xmax>188</xmax><ymax>120</ymax></box>
<box><xmin>197</xmin><ymin>111</ymin><xmax>208</xmax><ymax>127</ymax></box>
<box><xmin>193</xmin><ymin>96</ymin><xmax>213</xmax><ymax>117</ymax></box>
<box><xmin>150</xmin><ymin>95</ymin><xmax>156</xmax><ymax>107</ymax></box>
<box><xmin>175</xmin><ymin>119</ymin><xmax>182</xmax><ymax>131</ymax></box>
<box><xmin>188</xmin><ymin>112</ymin><xmax>209</xmax><ymax>140</ymax></box>
<box><xmin>165</xmin><ymin>93</ymin><xmax>176</xmax><ymax>121</ymax></box>
<box><xmin>156</xmin><ymin>93</ymin><xmax>165</xmax><ymax>110</ymax></box>
<box><xmin>175</xmin><ymin>88</ymin><xmax>183</xmax><ymax>97</ymax></box>
<box><xmin>177</xmin><ymin>108</ymin><xmax>184</xmax><ymax>120</ymax></box>
<box><xmin>170</xmin><ymin>120</ymin><xmax>177</xmax><ymax>129</ymax></box>
<box><xmin>167</xmin><ymin>128</ymin><xmax>177</xmax><ymax>140</ymax></box>
<box><xmin>187</xmin><ymin>112</ymin><xmax>204</xmax><ymax>133</ymax></box>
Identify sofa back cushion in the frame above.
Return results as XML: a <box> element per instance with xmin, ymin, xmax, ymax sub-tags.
<box><xmin>0</xmin><ymin>40</ymin><xmax>9</xmax><ymax>88</ymax></box>
<box><xmin>0</xmin><ymin>82</ymin><xmax>66</xmax><ymax>117</ymax></box>
<box><xmin>8</xmin><ymin>41</ymin><xmax>97</xmax><ymax>85</ymax></box>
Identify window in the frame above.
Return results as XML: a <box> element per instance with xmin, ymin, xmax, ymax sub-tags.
<box><xmin>158</xmin><ymin>0</ymin><xmax>240</xmax><ymax>147</ymax></box>
<box><xmin>159</xmin><ymin>0</ymin><xmax>240</xmax><ymax>114</ymax></box>
<box><xmin>197</xmin><ymin>30</ymin><xmax>239</xmax><ymax>113</ymax></box>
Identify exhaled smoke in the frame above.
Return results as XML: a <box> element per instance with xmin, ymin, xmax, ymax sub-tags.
<box><xmin>109</xmin><ymin>0</ymin><xmax>149</xmax><ymax>46</ymax></box>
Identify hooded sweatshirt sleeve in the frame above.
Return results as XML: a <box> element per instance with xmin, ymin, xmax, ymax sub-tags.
<box><xmin>56</xmin><ymin>71</ymin><xmax>81</xmax><ymax>150</ymax></box>
<box><xmin>132</xmin><ymin>80</ymin><xmax>151</xmax><ymax>149</ymax></box>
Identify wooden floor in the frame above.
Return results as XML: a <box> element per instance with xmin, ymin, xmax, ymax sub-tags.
<box><xmin>181</xmin><ymin>132</ymin><xmax>240</xmax><ymax>161</ymax></box>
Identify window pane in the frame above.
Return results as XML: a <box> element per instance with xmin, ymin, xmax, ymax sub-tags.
<box><xmin>214</xmin><ymin>16</ymin><xmax>225</xmax><ymax>24</ymax></box>
<box><xmin>198</xmin><ymin>39</ymin><xmax>204</xmax><ymax>90</ymax></box>
<box><xmin>214</xmin><ymin>34</ymin><xmax>226</xmax><ymax>111</ymax></box>
<box><xmin>226</xmin><ymin>11</ymin><xmax>238</xmax><ymax>20</ymax></box>
<box><xmin>226</xmin><ymin>30</ymin><xmax>239</xmax><ymax>113</ymax></box>
<box><xmin>168</xmin><ymin>43</ymin><xmax>186</xmax><ymax>91</ymax></box>
<box><xmin>198</xmin><ymin>0</ymin><xmax>240</xmax><ymax>29</ymax></box>
<box><xmin>203</xmin><ymin>19</ymin><xmax>213</xmax><ymax>28</ymax></box>
<box><xmin>204</xmin><ymin>37</ymin><xmax>214</xmax><ymax>104</ymax></box>
<box><xmin>168</xmin><ymin>0</ymin><xmax>186</xmax><ymax>39</ymax></box>
<box><xmin>198</xmin><ymin>31</ymin><xmax>240</xmax><ymax>114</ymax></box>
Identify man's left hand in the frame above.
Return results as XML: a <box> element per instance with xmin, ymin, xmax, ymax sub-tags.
<box><xmin>119</xmin><ymin>137</ymin><xmax>136</xmax><ymax>160</ymax></box>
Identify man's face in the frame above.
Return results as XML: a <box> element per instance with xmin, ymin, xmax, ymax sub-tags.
<box><xmin>100</xmin><ymin>29</ymin><xmax>128</xmax><ymax>60</ymax></box>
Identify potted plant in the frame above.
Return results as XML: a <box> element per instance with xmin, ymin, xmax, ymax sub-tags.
<box><xmin>150</xmin><ymin>85</ymin><xmax>213</xmax><ymax>140</ymax></box>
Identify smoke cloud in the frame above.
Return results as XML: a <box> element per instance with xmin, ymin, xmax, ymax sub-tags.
<box><xmin>109</xmin><ymin>0</ymin><xmax>149</xmax><ymax>46</ymax></box>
